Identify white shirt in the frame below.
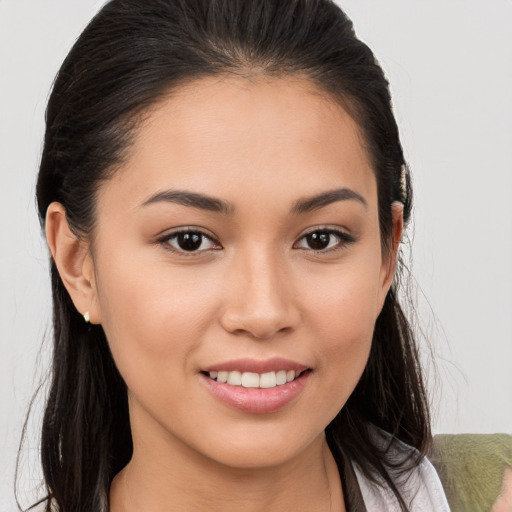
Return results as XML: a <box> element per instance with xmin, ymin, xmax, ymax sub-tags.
<box><xmin>353</xmin><ymin>433</ymin><xmax>451</xmax><ymax>511</ymax></box>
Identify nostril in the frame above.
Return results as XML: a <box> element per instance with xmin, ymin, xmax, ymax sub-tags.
<box><xmin>219</xmin><ymin>309</ymin><xmax>295</xmax><ymax>340</ymax></box>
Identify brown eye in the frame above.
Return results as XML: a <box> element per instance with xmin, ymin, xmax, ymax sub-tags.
<box><xmin>305</xmin><ymin>232</ymin><xmax>331</xmax><ymax>250</ymax></box>
<box><xmin>176</xmin><ymin>232</ymin><xmax>203</xmax><ymax>251</ymax></box>
<box><xmin>295</xmin><ymin>229</ymin><xmax>355</xmax><ymax>252</ymax></box>
<box><xmin>161</xmin><ymin>230</ymin><xmax>219</xmax><ymax>253</ymax></box>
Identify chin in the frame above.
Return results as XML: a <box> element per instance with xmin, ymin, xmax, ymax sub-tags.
<box><xmin>186</xmin><ymin>420</ymin><xmax>325</xmax><ymax>471</ymax></box>
<box><xmin>204</xmin><ymin>444</ymin><xmax>306</xmax><ymax>471</ymax></box>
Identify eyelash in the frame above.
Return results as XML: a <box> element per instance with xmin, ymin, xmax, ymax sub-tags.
<box><xmin>294</xmin><ymin>228</ymin><xmax>356</xmax><ymax>253</ymax></box>
<box><xmin>157</xmin><ymin>227</ymin><xmax>355</xmax><ymax>256</ymax></box>
<box><xmin>157</xmin><ymin>229</ymin><xmax>221</xmax><ymax>256</ymax></box>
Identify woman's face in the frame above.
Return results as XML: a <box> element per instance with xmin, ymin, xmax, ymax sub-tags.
<box><xmin>86</xmin><ymin>76</ymin><xmax>398</xmax><ymax>469</ymax></box>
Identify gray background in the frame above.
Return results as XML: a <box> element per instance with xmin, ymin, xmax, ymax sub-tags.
<box><xmin>1</xmin><ymin>1</ymin><xmax>511</xmax><ymax>509</ymax></box>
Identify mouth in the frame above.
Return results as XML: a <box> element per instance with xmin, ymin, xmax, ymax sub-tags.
<box><xmin>199</xmin><ymin>359</ymin><xmax>312</xmax><ymax>414</ymax></box>
<box><xmin>201</xmin><ymin>368</ymin><xmax>309</xmax><ymax>389</ymax></box>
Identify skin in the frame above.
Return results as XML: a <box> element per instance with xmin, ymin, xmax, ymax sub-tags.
<box><xmin>46</xmin><ymin>75</ymin><xmax>403</xmax><ymax>512</ymax></box>
<box><xmin>492</xmin><ymin>466</ymin><xmax>512</xmax><ymax>512</ymax></box>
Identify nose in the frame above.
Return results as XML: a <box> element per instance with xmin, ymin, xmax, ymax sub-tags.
<box><xmin>219</xmin><ymin>248</ymin><xmax>300</xmax><ymax>340</ymax></box>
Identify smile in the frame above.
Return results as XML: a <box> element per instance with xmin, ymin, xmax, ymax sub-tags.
<box><xmin>200</xmin><ymin>358</ymin><xmax>311</xmax><ymax>414</ymax></box>
<box><xmin>207</xmin><ymin>369</ymin><xmax>303</xmax><ymax>388</ymax></box>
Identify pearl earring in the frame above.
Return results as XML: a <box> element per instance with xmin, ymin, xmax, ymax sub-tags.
<box><xmin>84</xmin><ymin>311</ymin><xmax>90</xmax><ymax>323</ymax></box>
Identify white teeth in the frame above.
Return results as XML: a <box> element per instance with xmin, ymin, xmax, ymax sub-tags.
<box><xmin>227</xmin><ymin>371</ymin><xmax>242</xmax><ymax>386</ymax></box>
<box><xmin>217</xmin><ymin>371</ymin><xmax>228</xmax><ymax>383</ymax></box>
<box><xmin>276</xmin><ymin>370</ymin><xmax>287</xmax><ymax>385</ymax></box>
<box><xmin>260</xmin><ymin>371</ymin><xmax>277</xmax><ymax>388</ymax></box>
<box><xmin>208</xmin><ymin>369</ymin><xmax>302</xmax><ymax>388</ymax></box>
<box><xmin>241</xmin><ymin>372</ymin><xmax>260</xmax><ymax>388</ymax></box>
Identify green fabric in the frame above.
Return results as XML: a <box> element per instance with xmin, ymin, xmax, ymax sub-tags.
<box><xmin>431</xmin><ymin>433</ymin><xmax>512</xmax><ymax>512</ymax></box>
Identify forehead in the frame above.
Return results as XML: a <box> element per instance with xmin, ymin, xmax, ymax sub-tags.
<box><xmin>99</xmin><ymin>75</ymin><xmax>376</xmax><ymax>211</ymax></box>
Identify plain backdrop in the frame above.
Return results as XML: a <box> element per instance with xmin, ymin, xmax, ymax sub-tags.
<box><xmin>1</xmin><ymin>1</ymin><xmax>511</xmax><ymax>510</ymax></box>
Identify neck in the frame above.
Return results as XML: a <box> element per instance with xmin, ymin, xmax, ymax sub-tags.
<box><xmin>109</xmin><ymin>421</ymin><xmax>344</xmax><ymax>512</ymax></box>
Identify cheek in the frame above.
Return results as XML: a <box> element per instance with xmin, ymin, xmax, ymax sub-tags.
<box><xmin>302</xmin><ymin>251</ymin><xmax>383</xmax><ymax>342</ymax></box>
<box><xmin>94</xmin><ymin>248</ymin><xmax>220</xmax><ymax>377</ymax></box>
<box><xmin>313</xmin><ymin>282</ymin><xmax>376</xmax><ymax>372</ymax></box>
<box><xmin>299</xmin><ymin>258</ymin><xmax>382</xmax><ymax>409</ymax></box>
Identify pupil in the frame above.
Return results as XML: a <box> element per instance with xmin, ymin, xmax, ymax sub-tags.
<box><xmin>307</xmin><ymin>232</ymin><xmax>330</xmax><ymax>250</ymax></box>
<box><xmin>178</xmin><ymin>232</ymin><xmax>202</xmax><ymax>251</ymax></box>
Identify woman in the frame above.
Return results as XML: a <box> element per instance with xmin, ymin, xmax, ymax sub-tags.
<box><xmin>24</xmin><ymin>0</ymin><xmax>450</xmax><ymax>510</ymax></box>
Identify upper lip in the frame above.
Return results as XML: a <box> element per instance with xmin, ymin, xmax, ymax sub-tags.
<box><xmin>202</xmin><ymin>357</ymin><xmax>310</xmax><ymax>374</ymax></box>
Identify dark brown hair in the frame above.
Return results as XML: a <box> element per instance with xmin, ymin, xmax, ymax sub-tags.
<box><xmin>20</xmin><ymin>1</ymin><xmax>429</xmax><ymax>510</ymax></box>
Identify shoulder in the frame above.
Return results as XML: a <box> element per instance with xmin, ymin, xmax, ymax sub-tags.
<box><xmin>353</xmin><ymin>427</ymin><xmax>451</xmax><ymax>512</ymax></box>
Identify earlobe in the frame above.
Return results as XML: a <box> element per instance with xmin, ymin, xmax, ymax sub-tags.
<box><xmin>45</xmin><ymin>202</ymin><xmax>101</xmax><ymax>324</ymax></box>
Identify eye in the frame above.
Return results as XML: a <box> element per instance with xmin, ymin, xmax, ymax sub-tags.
<box><xmin>159</xmin><ymin>229</ymin><xmax>221</xmax><ymax>254</ymax></box>
<box><xmin>294</xmin><ymin>229</ymin><xmax>355</xmax><ymax>252</ymax></box>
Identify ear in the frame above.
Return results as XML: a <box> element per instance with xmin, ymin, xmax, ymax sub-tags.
<box><xmin>45</xmin><ymin>202</ymin><xmax>101</xmax><ymax>324</ymax></box>
<box><xmin>377</xmin><ymin>201</ymin><xmax>404</xmax><ymax>308</ymax></box>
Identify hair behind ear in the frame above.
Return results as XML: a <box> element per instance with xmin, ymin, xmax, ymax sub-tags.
<box><xmin>37</xmin><ymin>262</ymin><xmax>132</xmax><ymax>511</ymax></box>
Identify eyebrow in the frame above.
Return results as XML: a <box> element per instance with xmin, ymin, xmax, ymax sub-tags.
<box><xmin>141</xmin><ymin>187</ymin><xmax>367</xmax><ymax>215</ymax></box>
<box><xmin>291</xmin><ymin>187</ymin><xmax>367</xmax><ymax>214</ymax></box>
<box><xmin>141</xmin><ymin>190</ymin><xmax>234</xmax><ymax>214</ymax></box>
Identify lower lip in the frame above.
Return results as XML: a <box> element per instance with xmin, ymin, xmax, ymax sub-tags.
<box><xmin>200</xmin><ymin>371</ymin><xmax>310</xmax><ymax>414</ymax></box>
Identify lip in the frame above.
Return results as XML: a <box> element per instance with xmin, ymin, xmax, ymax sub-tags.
<box><xmin>199</xmin><ymin>359</ymin><xmax>311</xmax><ymax>414</ymax></box>
<box><xmin>202</xmin><ymin>357</ymin><xmax>309</xmax><ymax>374</ymax></box>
